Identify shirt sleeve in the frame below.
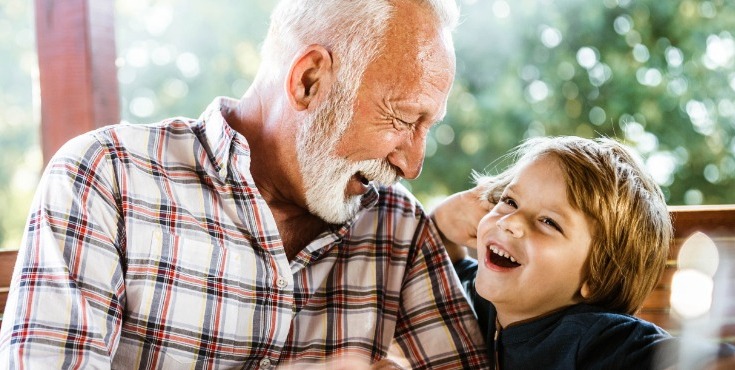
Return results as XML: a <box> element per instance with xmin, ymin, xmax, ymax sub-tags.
<box><xmin>0</xmin><ymin>131</ymin><xmax>125</xmax><ymax>368</ymax></box>
<box><xmin>391</xmin><ymin>216</ymin><xmax>489</xmax><ymax>369</ymax></box>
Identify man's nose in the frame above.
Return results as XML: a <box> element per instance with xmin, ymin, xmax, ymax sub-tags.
<box><xmin>387</xmin><ymin>131</ymin><xmax>426</xmax><ymax>180</ymax></box>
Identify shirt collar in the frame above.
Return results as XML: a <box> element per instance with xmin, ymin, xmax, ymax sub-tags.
<box><xmin>195</xmin><ymin>97</ymin><xmax>241</xmax><ymax>178</ymax></box>
<box><xmin>290</xmin><ymin>185</ymin><xmax>382</xmax><ymax>271</ymax></box>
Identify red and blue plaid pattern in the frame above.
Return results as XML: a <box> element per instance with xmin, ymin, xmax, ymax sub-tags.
<box><xmin>0</xmin><ymin>98</ymin><xmax>488</xmax><ymax>369</ymax></box>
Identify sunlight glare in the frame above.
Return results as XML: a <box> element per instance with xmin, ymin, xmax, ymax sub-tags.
<box><xmin>613</xmin><ymin>15</ymin><xmax>632</xmax><ymax>35</ymax></box>
<box><xmin>703</xmin><ymin>33</ymin><xmax>735</xmax><ymax>69</ymax></box>
<box><xmin>145</xmin><ymin>5</ymin><xmax>173</xmax><ymax>36</ymax></box>
<box><xmin>684</xmin><ymin>189</ymin><xmax>704</xmax><ymax>205</ymax></box>
<box><xmin>679</xmin><ymin>232</ymin><xmax>720</xmax><ymax>277</ymax></box>
<box><xmin>576</xmin><ymin>47</ymin><xmax>598</xmax><ymax>69</ymax></box>
<box><xmin>686</xmin><ymin>100</ymin><xmax>715</xmax><ymax>135</ymax></box>
<box><xmin>671</xmin><ymin>269</ymin><xmax>713</xmax><ymax>319</ymax></box>
<box><xmin>527</xmin><ymin>80</ymin><xmax>549</xmax><ymax>102</ymax></box>
<box><xmin>492</xmin><ymin>1</ymin><xmax>511</xmax><ymax>18</ymax></box>
<box><xmin>665</xmin><ymin>46</ymin><xmax>684</xmax><ymax>67</ymax></box>
<box><xmin>176</xmin><ymin>52</ymin><xmax>201</xmax><ymax>79</ymax></box>
<box><xmin>645</xmin><ymin>152</ymin><xmax>676</xmax><ymax>186</ymax></box>
<box><xmin>540</xmin><ymin>26</ymin><xmax>562</xmax><ymax>48</ymax></box>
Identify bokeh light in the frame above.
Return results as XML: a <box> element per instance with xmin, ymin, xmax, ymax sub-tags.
<box><xmin>671</xmin><ymin>269</ymin><xmax>714</xmax><ymax>319</ymax></box>
<box><xmin>576</xmin><ymin>47</ymin><xmax>598</xmax><ymax>69</ymax></box>
<box><xmin>671</xmin><ymin>232</ymin><xmax>720</xmax><ymax>319</ymax></box>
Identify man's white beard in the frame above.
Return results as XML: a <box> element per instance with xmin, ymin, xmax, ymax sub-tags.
<box><xmin>296</xmin><ymin>86</ymin><xmax>399</xmax><ymax>224</ymax></box>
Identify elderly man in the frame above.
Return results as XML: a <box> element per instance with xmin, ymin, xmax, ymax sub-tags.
<box><xmin>0</xmin><ymin>0</ymin><xmax>487</xmax><ymax>368</ymax></box>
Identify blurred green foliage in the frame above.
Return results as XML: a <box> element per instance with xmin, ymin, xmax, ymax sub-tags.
<box><xmin>0</xmin><ymin>0</ymin><xmax>40</xmax><ymax>249</ymax></box>
<box><xmin>430</xmin><ymin>0</ymin><xmax>735</xmax><ymax>209</ymax></box>
<box><xmin>1</xmin><ymin>0</ymin><xmax>734</xmax><ymax>248</ymax></box>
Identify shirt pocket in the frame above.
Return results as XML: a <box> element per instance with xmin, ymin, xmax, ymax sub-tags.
<box><xmin>125</xmin><ymin>227</ymin><xmax>251</xmax><ymax>363</ymax></box>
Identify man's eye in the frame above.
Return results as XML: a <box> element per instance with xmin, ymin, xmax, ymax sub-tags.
<box><xmin>394</xmin><ymin>118</ymin><xmax>410</xmax><ymax>129</ymax></box>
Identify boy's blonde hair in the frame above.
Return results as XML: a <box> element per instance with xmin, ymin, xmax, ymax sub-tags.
<box><xmin>476</xmin><ymin>136</ymin><xmax>672</xmax><ymax>315</ymax></box>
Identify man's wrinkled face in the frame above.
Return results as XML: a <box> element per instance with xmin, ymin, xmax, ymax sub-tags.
<box><xmin>296</xmin><ymin>81</ymin><xmax>399</xmax><ymax>224</ymax></box>
<box><xmin>296</xmin><ymin>2</ymin><xmax>455</xmax><ymax>225</ymax></box>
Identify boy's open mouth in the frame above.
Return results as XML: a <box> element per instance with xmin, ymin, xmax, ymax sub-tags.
<box><xmin>488</xmin><ymin>247</ymin><xmax>521</xmax><ymax>268</ymax></box>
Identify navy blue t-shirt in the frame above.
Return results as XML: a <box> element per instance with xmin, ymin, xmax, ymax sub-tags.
<box><xmin>454</xmin><ymin>258</ymin><xmax>681</xmax><ymax>370</ymax></box>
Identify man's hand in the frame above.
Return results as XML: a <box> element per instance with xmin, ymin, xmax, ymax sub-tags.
<box><xmin>430</xmin><ymin>186</ymin><xmax>492</xmax><ymax>262</ymax></box>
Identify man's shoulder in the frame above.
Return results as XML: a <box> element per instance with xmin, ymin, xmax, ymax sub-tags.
<box><xmin>96</xmin><ymin>117</ymin><xmax>198</xmax><ymax>140</ymax></box>
<box><xmin>50</xmin><ymin>117</ymin><xmax>199</xmax><ymax>166</ymax></box>
<box><xmin>349</xmin><ymin>184</ymin><xmax>432</xmax><ymax>240</ymax></box>
<box><xmin>64</xmin><ymin>117</ymin><xmax>196</xmax><ymax>144</ymax></box>
<box><xmin>375</xmin><ymin>183</ymin><xmax>427</xmax><ymax>217</ymax></box>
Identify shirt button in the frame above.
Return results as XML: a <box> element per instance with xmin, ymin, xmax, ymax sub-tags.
<box><xmin>218</xmin><ymin>167</ymin><xmax>227</xmax><ymax>178</ymax></box>
<box><xmin>276</xmin><ymin>276</ymin><xmax>288</xmax><ymax>288</ymax></box>
<box><xmin>259</xmin><ymin>358</ymin><xmax>272</xmax><ymax>369</ymax></box>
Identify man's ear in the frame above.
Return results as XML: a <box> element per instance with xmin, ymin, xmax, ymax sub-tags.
<box><xmin>286</xmin><ymin>45</ymin><xmax>334</xmax><ymax>111</ymax></box>
<box><xmin>580</xmin><ymin>281</ymin><xmax>592</xmax><ymax>299</ymax></box>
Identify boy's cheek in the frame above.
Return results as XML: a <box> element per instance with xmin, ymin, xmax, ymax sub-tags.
<box><xmin>476</xmin><ymin>216</ymin><xmax>496</xmax><ymax>241</ymax></box>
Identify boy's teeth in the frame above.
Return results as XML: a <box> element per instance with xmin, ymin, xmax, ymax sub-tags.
<box><xmin>491</xmin><ymin>247</ymin><xmax>515</xmax><ymax>262</ymax></box>
<box><xmin>490</xmin><ymin>248</ymin><xmax>515</xmax><ymax>262</ymax></box>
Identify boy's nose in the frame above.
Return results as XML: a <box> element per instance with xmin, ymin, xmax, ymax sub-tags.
<box><xmin>497</xmin><ymin>214</ymin><xmax>525</xmax><ymax>238</ymax></box>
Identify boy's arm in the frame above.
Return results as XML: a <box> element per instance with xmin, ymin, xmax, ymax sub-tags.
<box><xmin>430</xmin><ymin>186</ymin><xmax>491</xmax><ymax>263</ymax></box>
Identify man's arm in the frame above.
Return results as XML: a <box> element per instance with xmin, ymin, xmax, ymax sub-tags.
<box><xmin>391</xmin><ymin>214</ymin><xmax>489</xmax><ymax>369</ymax></box>
<box><xmin>0</xmin><ymin>132</ymin><xmax>125</xmax><ymax>367</ymax></box>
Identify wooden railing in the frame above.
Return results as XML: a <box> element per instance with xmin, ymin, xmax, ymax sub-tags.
<box><xmin>0</xmin><ymin>249</ymin><xmax>16</xmax><ymax>329</ymax></box>
<box><xmin>636</xmin><ymin>205</ymin><xmax>735</xmax><ymax>342</ymax></box>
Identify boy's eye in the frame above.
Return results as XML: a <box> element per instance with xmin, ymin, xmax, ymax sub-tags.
<box><xmin>541</xmin><ymin>217</ymin><xmax>563</xmax><ymax>233</ymax></box>
<box><xmin>499</xmin><ymin>196</ymin><xmax>517</xmax><ymax>208</ymax></box>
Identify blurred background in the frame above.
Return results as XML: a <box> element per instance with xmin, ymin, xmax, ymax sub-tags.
<box><xmin>1</xmin><ymin>0</ymin><xmax>734</xmax><ymax>250</ymax></box>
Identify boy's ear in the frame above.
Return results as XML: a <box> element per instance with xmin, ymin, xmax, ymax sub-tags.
<box><xmin>580</xmin><ymin>281</ymin><xmax>592</xmax><ymax>299</ymax></box>
<box><xmin>286</xmin><ymin>44</ymin><xmax>334</xmax><ymax>111</ymax></box>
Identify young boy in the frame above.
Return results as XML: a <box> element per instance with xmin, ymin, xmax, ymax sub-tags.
<box><xmin>432</xmin><ymin>136</ymin><xmax>681</xmax><ymax>369</ymax></box>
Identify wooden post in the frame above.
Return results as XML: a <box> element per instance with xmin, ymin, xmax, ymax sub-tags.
<box><xmin>34</xmin><ymin>0</ymin><xmax>120</xmax><ymax>164</ymax></box>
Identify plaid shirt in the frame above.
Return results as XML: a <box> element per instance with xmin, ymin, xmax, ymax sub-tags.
<box><xmin>0</xmin><ymin>98</ymin><xmax>488</xmax><ymax>369</ymax></box>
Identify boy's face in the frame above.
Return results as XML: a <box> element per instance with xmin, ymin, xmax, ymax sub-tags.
<box><xmin>475</xmin><ymin>155</ymin><xmax>594</xmax><ymax>327</ymax></box>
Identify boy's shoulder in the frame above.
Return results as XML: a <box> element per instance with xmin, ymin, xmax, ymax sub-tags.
<box><xmin>561</xmin><ymin>304</ymin><xmax>671</xmax><ymax>337</ymax></box>
<box><xmin>554</xmin><ymin>304</ymin><xmax>678</xmax><ymax>369</ymax></box>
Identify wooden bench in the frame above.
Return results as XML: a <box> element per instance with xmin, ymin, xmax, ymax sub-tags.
<box><xmin>637</xmin><ymin>205</ymin><xmax>735</xmax><ymax>342</ymax></box>
<box><xmin>0</xmin><ymin>249</ymin><xmax>17</xmax><ymax>330</ymax></box>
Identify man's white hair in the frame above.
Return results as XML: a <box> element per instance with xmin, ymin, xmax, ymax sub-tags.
<box><xmin>260</xmin><ymin>0</ymin><xmax>459</xmax><ymax>126</ymax></box>
<box><xmin>262</xmin><ymin>0</ymin><xmax>458</xmax><ymax>223</ymax></box>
